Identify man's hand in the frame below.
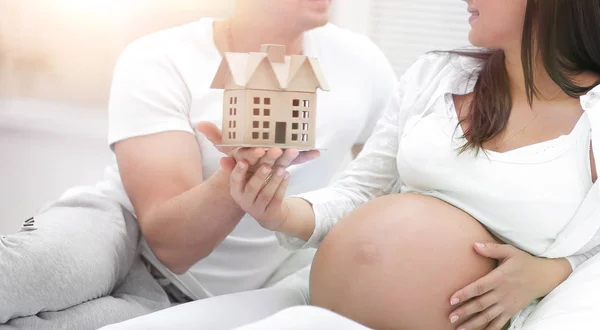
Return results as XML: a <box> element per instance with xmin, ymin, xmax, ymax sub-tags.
<box><xmin>198</xmin><ymin>122</ymin><xmax>320</xmax><ymax>173</ymax></box>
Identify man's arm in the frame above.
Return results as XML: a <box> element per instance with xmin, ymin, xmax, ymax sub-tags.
<box><xmin>115</xmin><ymin>132</ymin><xmax>244</xmax><ymax>274</ymax></box>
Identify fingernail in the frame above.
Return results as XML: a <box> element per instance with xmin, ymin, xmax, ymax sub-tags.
<box><xmin>458</xmin><ymin>328</ymin><xmax>466</xmax><ymax>330</ymax></box>
<box><xmin>475</xmin><ymin>243</ymin><xmax>485</xmax><ymax>249</ymax></box>
<box><xmin>276</xmin><ymin>168</ymin><xmax>285</xmax><ymax>176</ymax></box>
<box><xmin>450</xmin><ymin>298</ymin><xmax>459</xmax><ymax>306</ymax></box>
<box><xmin>238</xmin><ymin>162</ymin><xmax>247</xmax><ymax>170</ymax></box>
<box><xmin>450</xmin><ymin>315</ymin><xmax>459</xmax><ymax>324</ymax></box>
<box><xmin>261</xmin><ymin>166</ymin><xmax>271</xmax><ymax>174</ymax></box>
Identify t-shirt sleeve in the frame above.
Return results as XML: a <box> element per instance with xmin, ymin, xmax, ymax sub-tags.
<box><xmin>355</xmin><ymin>41</ymin><xmax>398</xmax><ymax>145</ymax></box>
<box><xmin>107</xmin><ymin>42</ymin><xmax>193</xmax><ymax>149</ymax></box>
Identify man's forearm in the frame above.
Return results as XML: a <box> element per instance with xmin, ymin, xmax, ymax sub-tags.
<box><xmin>142</xmin><ymin>169</ymin><xmax>246</xmax><ymax>274</ymax></box>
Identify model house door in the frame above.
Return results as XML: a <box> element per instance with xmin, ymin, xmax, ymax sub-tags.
<box><xmin>275</xmin><ymin>122</ymin><xmax>286</xmax><ymax>144</ymax></box>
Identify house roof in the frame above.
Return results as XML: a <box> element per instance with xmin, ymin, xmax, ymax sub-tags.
<box><xmin>211</xmin><ymin>47</ymin><xmax>330</xmax><ymax>91</ymax></box>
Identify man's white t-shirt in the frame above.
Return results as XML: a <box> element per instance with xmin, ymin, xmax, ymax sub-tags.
<box><xmin>87</xmin><ymin>18</ymin><xmax>396</xmax><ymax>299</ymax></box>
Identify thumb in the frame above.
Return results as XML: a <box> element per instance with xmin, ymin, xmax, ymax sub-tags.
<box><xmin>198</xmin><ymin>122</ymin><xmax>236</xmax><ymax>155</ymax></box>
<box><xmin>219</xmin><ymin>157</ymin><xmax>237</xmax><ymax>173</ymax></box>
<box><xmin>292</xmin><ymin>150</ymin><xmax>321</xmax><ymax>165</ymax></box>
<box><xmin>197</xmin><ymin>122</ymin><xmax>223</xmax><ymax>145</ymax></box>
<box><xmin>473</xmin><ymin>242</ymin><xmax>515</xmax><ymax>260</ymax></box>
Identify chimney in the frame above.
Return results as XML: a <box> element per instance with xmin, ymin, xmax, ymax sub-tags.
<box><xmin>261</xmin><ymin>44</ymin><xmax>286</xmax><ymax>63</ymax></box>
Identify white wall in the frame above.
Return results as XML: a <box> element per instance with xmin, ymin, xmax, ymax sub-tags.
<box><xmin>332</xmin><ymin>0</ymin><xmax>471</xmax><ymax>76</ymax></box>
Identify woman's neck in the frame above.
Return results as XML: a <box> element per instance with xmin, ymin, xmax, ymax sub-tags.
<box><xmin>503</xmin><ymin>46</ymin><xmax>565</xmax><ymax>103</ymax></box>
<box><xmin>214</xmin><ymin>12</ymin><xmax>304</xmax><ymax>56</ymax></box>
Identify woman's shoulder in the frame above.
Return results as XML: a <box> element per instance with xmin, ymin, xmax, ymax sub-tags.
<box><xmin>396</xmin><ymin>51</ymin><xmax>482</xmax><ymax>104</ymax></box>
<box><xmin>402</xmin><ymin>51</ymin><xmax>480</xmax><ymax>84</ymax></box>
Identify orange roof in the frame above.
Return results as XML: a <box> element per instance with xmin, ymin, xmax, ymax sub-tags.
<box><xmin>211</xmin><ymin>45</ymin><xmax>330</xmax><ymax>91</ymax></box>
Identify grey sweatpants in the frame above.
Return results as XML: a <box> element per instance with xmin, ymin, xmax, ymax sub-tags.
<box><xmin>0</xmin><ymin>192</ymin><xmax>170</xmax><ymax>329</ymax></box>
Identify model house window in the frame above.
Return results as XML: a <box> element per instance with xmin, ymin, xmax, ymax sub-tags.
<box><xmin>263</xmin><ymin>132</ymin><xmax>269</xmax><ymax>140</ymax></box>
<box><xmin>264</xmin><ymin>98</ymin><xmax>271</xmax><ymax>105</ymax></box>
<box><xmin>301</xmin><ymin>134</ymin><xmax>308</xmax><ymax>142</ymax></box>
<box><xmin>292</xmin><ymin>123</ymin><xmax>299</xmax><ymax>130</ymax></box>
<box><xmin>230</xmin><ymin>97</ymin><xmax>234</xmax><ymax>104</ymax></box>
<box><xmin>233</xmin><ymin>108</ymin><xmax>237</xmax><ymax>115</ymax></box>
<box><xmin>302</xmin><ymin>111</ymin><xmax>309</xmax><ymax>119</ymax></box>
<box><xmin>292</xmin><ymin>134</ymin><xmax>298</xmax><ymax>141</ymax></box>
<box><xmin>293</xmin><ymin>99</ymin><xmax>300</xmax><ymax>107</ymax></box>
<box><xmin>228</xmin><ymin>121</ymin><xmax>232</xmax><ymax>128</ymax></box>
<box><xmin>254</xmin><ymin>97</ymin><xmax>261</xmax><ymax>104</ymax></box>
<box><xmin>253</xmin><ymin>108</ymin><xmax>260</xmax><ymax>116</ymax></box>
<box><xmin>252</xmin><ymin>132</ymin><xmax>259</xmax><ymax>139</ymax></box>
<box><xmin>233</xmin><ymin>132</ymin><xmax>237</xmax><ymax>139</ymax></box>
<box><xmin>263</xmin><ymin>121</ymin><xmax>270</xmax><ymax>129</ymax></box>
<box><xmin>233</xmin><ymin>121</ymin><xmax>236</xmax><ymax>128</ymax></box>
<box><xmin>229</xmin><ymin>108</ymin><xmax>233</xmax><ymax>116</ymax></box>
<box><xmin>292</xmin><ymin>111</ymin><xmax>299</xmax><ymax>118</ymax></box>
<box><xmin>253</xmin><ymin>121</ymin><xmax>260</xmax><ymax>128</ymax></box>
<box><xmin>302</xmin><ymin>123</ymin><xmax>309</xmax><ymax>130</ymax></box>
<box><xmin>264</xmin><ymin>109</ymin><xmax>270</xmax><ymax>116</ymax></box>
<box><xmin>228</xmin><ymin>132</ymin><xmax>232</xmax><ymax>139</ymax></box>
<box><xmin>234</xmin><ymin>97</ymin><xmax>238</xmax><ymax>104</ymax></box>
<box><xmin>303</xmin><ymin>100</ymin><xmax>310</xmax><ymax>107</ymax></box>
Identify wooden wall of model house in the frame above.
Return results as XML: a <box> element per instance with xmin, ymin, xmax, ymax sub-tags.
<box><xmin>222</xmin><ymin>88</ymin><xmax>316</xmax><ymax>149</ymax></box>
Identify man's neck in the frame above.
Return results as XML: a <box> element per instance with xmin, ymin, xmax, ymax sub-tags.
<box><xmin>216</xmin><ymin>12</ymin><xmax>304</xmax><ymax>56</ymax></box>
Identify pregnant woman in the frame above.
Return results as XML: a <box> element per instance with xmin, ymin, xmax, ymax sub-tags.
<box><xmin>216</xmin><ymin>0</ymin><xmax>600</xmax><ymax>329</ymax></box>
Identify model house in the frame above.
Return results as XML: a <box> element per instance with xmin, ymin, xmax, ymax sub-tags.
<box><xmin>211</xmin><ymin>44</ymin><xmax>329</xmax><ymax>150</ymax></box>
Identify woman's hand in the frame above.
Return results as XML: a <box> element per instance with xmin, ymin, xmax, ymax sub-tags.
<box><xmin>448</xmin><ymin>243</ymin><xmax>572</xmax><ymax>330</ymax></box>
<box><xmin>228</xmin><ymin>160</ymin><xmax>291</xmax><ymax>230</ymax></box>
<box><xmin>197</xmin><ymin>122</ymin><xmax>320</xmax><ymax>172</ymax></box>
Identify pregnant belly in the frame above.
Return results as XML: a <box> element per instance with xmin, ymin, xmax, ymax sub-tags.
<box><xmin>309</xmin><ymin>194</ymin><xmax>498</xmax><ymax>330</ymax></box>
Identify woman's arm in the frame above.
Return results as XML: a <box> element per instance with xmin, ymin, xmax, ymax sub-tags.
<box><xmin>227</xmin><ymin>53</ymin><xmax>452</xmax><ymax>248</ymax></box>
<box><xmin>566</xmin><ymin>244</ymin><xmax>600</xmax><ymax>270</ymax></box>
<box><xmin>226</xmin><ymin>78</ymin><xmax>409</xmax><ymax>248</ymax></box>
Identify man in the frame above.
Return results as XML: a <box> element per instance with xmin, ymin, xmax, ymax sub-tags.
<box><xmin>1</xmin><ymin>0</ymin><xmax>396</xmax><ymax>329</ymax></box>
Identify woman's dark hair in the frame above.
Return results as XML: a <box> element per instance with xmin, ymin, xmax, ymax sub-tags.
<box><xmin>452</xmin><ymin>0</ymin><xmax>600</xmax><ymax>152</ymax></box>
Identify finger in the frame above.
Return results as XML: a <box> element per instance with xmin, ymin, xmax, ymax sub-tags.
<box><xmin>474</xmin><ymin>243</ymin><xmax>517</xmax><ymax>260</ymax></box>
<box><xmin>274</xmin><ymin>149</ymin><xmax>300</xmax><ymax>168</ymax></box>
<box><xmin>451</xmin><ymin>269</ymin><xmax>503</xmax><ymax>306</ymax></box>
<box><xmin>220</xmin><ymin>157</ymin><xmax>237</xmax><ymax>173</ymax></box>
<box><xmin>197</xmin><ymin>122</ymin><xmax>222</xmax><ymax>144</ymax></box>
<box><xmin>254</xmin><ymin>167</ymin><xmax>286</xmax><ymax>213</ymax></box>
<box><xmin>233</xmin><ymin>148</ymin><xmax>267</xmax><ymax>167</ymax></box>
<box><xmin>292</xmin><ymin>150</ymin><xmax>321</xmax><ymax>165</ymax></box>
<box><xmin>257</xmin><ymin>148</ymin><xmax>284</xmax><ymax>168</ymax></box>
<box><xmin>449</xmin><ymin>291</ymin><xmax>499</xmax><ymax>326</ymax></box>
<box><xmin>243</xmin><ymin>165</ymin><xmax>273</xmax><ymax>205</ymax></box>
<box><xmin>230</xmin><ymin>161</ymin><xmax>249</xmax><ymax>204</ymax></box>
<box><xmin>197</xmin><ymin>122</ymin><xmax>236</xmax><ymax>154</ymax></box>
<box><xmin>483</xmin><ymin>314</ymin><xmax>511</xmax><ymax>330</ymax></box>
<box><xmin>456</xmin><ymin>304</ymin><xmax>503</xmax><ymax>330</ymax></box>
